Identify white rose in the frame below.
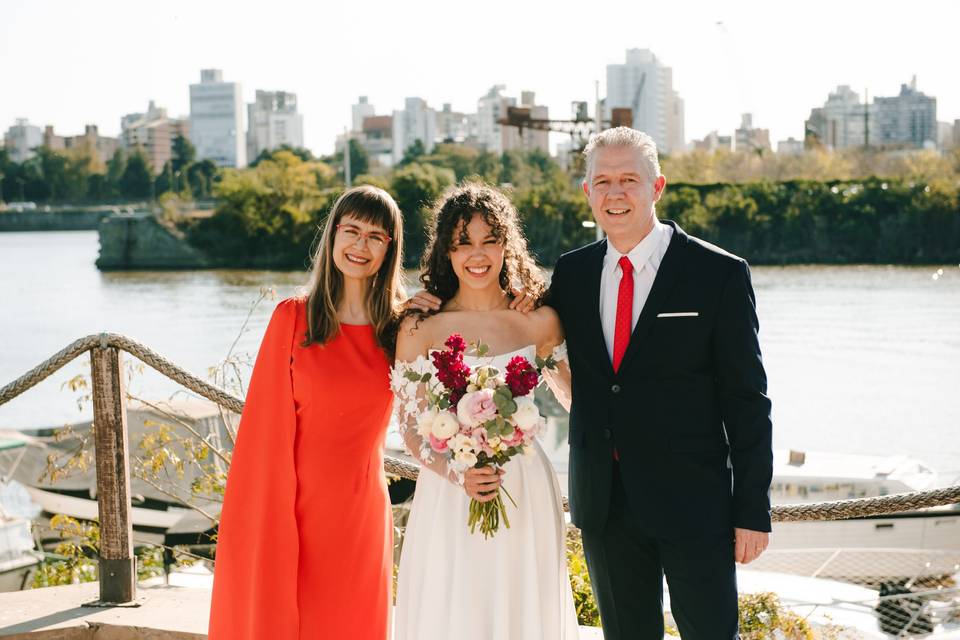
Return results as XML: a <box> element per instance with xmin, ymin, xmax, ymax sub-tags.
<box><xmin>512</xmin><ymin>396</ymin><xmax>542</xmax><ymax>432</ymax></box>
<box><xmin>455</xmin><ymin>450</ymin><xmax>478</xmax><ymax>468</ymax></box>
<box><xmin>416</xmin><ymin>407</ymin><xmax>438</xmax><ymax>438</ymax></box>
<box><xmin>431</xmin><ymin>411</ymin><xmax>460</xmax><ymax>440</ymax></box>
<box><xmin>451</xmin><ymin>432</ymin><xmax>476</xmax><ymax>454</ymax></box>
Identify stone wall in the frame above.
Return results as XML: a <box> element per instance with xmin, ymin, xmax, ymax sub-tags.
<box><xmin>0</xmin><ymin>209</ymin><xmax>119</xmax><ymax>231</ymax></box>
<box><xmin>96</xmin><ymin>215</ymin><xmax>214</xmax><ymax>270</ymax></box>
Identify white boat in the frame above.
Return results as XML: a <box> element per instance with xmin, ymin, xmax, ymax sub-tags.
<box><xmin>0</xmin><ymin>436</ymin><xmax>43</xmax><ymax>591</ymax></box>
<box><xmin>771</xmin><ymin>448</ymin><xmax>941</xmax><ymax>504</ymax></box>
<box><xmin>760</xmin><ymin>449</ymin><xmax>960</xmax><ymax>582</ymax></box>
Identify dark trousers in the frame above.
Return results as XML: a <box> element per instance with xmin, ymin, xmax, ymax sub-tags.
<box><xmin>580</xmin><ymin>464</ymin><xmax>739</xmax><ymax>640</ymax></box>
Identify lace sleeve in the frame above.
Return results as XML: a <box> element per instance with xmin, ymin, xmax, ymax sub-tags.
<box><xmin>541</xmin><ymin>341</ymin><xmax>571</xmax><ymax>412</ymax></box>
<box><xmin>390</xmin><ymin>356</ymin><xmax>464</xmax><ymax>486</ymax></box>
<box><xmin>550</xmin><ymin>341</ymin><xmax>568</xmax><ymax>363</ymax></box>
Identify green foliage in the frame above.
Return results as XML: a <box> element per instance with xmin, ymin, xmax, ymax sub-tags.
<box><xmin>399</xmin><ymin>139</ymin><xmax>426</xmax><ymax>167</ymax></box>
<box><xmin>186</xmin><ymin>159</ymin><xmax>219</xmax><ymax>199</ymax></box>
<box><xmin>513</xmin><ymin>171</ymin><xmax>594</xmax><ymax>266</ymax></box>
<box><xmin>348</xmin><ymin>138</ymin><xmax>370</xmax><ymax>179</ymax></box>
<box><xmin>250</xmin><ymin>144</ymin><xmax>316</xmax><ymax>168</ymax></box>
<box><xmin>186</xmin><ymin>151</ymin><xmax>336</xmax><ymax>267</ymax></box>
<box><xmin>172</xmin><ymin>135</ymin><xmax>196</xmax><ymax>172</ymax></box>
<box><xmin>390</xmin><ymin>162</ymin><xmax>456</xmax><ymax>266</ymax></box>
<box><xmin>566</xmin><ymin>527</ymin><xmax>601</xmax><ymax>627</ymax></box>
<box><xmin>566</xmin><ymin>526</ymin><xmax>818</xmax><ymax>637</ymax></box>
<box><xmin>30</xmin><ymin>516</ymin><xmax>195</xmax><ymax>588</ymax></box>
<box><xmin>119</xmin><ymin>148</ymin><xmax>153</xmax><ymax>199</ymax></box>
<box><xmin>737</xmin><ymin>592</ymin><xmax>814</xmax><ymax>639</ymax></box>
<box><xmin>658</xmin><ymin>179</ymin><xmax>960</xmax><ymax>263</ymax></box>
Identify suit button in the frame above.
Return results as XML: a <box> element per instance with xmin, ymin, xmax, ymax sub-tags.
<box><xmin>611</xmin><ymin>384</ymin><xmax>621</xmax><ymax>394</ymax></box>
<box><xmin>603</xmin><ymin>428</ymin><xmax>612</xmax><ymax>440</ymax></box>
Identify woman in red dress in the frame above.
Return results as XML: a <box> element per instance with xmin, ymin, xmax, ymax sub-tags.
<box><xmin>208</xmin><ymin>185</ymin><xmax>406</xmax><ymax>639</ymax></box>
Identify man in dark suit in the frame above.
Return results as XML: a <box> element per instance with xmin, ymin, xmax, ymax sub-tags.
<box><xmin>545</xmin><ymin>127</ymin><xmax>773</xmax><ymax>639</ymax></box>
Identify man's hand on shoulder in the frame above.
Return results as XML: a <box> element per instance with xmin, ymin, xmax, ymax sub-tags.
<box><xmin>734</xmin><ymin>528</ymin><xmax>769</xmax><ymax>564</ymax></box>
<box><xmin>508</xmin><ymin>285</ymin><xmax>537</xmax><ymax>313</ymax></box>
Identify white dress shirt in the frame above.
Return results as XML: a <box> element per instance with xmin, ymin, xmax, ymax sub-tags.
<box><xmin>599</xmin><ymin>220</ymin><xmax>674</xmax><ymax>361</ymax></box>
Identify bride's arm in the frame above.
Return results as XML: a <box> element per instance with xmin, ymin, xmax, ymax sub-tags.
<box><xmin>529</xmin><ymin>307</ymin><xmax>572</xmax><ymax>412</ymax></box>
<box><xmin>392</xmin><ymin>315</ymin><xmax>466</xmax><ymax>486</ymax></box>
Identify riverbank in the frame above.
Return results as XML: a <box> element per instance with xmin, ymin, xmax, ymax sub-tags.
<box><xmin>0</xmin><ymin>207</ymin><xmax>137</xmax><ymax>232</ymax></box>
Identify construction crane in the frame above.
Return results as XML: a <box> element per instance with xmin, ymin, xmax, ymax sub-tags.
<box><xmin>497</xmin><ymin>105</ymin><xmax>634</xmax><ymax>150</ymax></box>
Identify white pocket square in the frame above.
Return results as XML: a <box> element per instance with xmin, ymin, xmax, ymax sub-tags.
<box><xmin>657</xmin><ymin>312</ymin><xmax>699</xmax><ymax>318</ymax></box>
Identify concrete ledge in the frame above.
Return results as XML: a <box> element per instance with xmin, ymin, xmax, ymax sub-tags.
<box><xmin>0</xmin><ymin>583</ymin><xmax>209</xmax><ymax>639</ymax></box>
<box><xmin>0</xmin><ymin>582</ymin><xmax>604</xmax><ymax>638</ymax></box>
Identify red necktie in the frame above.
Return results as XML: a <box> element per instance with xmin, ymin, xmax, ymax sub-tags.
<box><xmin>612</xmin><ymin>256</ymin><xmax>633</xmax><ymax>463</ymax></box>
<box><xmin>612</xmin><ymin>256</ymin><xmax>634</xmax><ymax>372</ymax></box>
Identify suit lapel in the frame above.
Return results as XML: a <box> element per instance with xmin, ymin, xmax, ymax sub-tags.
<box><xmin>582</xmin><ymin>239</ymin><xmax>614</xmax><ymax>378</ymax></box>
<box><xmin>618</xmin><ymin>220</ymin><xmax>689</xmax><ymax>373</ymax></box>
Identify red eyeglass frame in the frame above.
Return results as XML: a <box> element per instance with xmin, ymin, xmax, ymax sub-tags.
<box><xmin>335</xmin><ymin>223</ymin><xmax>392</xmax><ymax>244</ymax></box>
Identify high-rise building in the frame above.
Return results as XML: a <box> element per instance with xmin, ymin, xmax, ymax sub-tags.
<box><xmin>476</xmin><ymin>85</ymin><xmax>514</xmax><ymax>155</ymax></box>
<box><xmin>806</xmin><ymin>80</ymin><xmax>936</xmax><ymax>151</ymax></box>
<box><xmin>190</xmin><ymin>69</ymin><xmax>245</xmax><ymax>168</ymax></box>
<box><xmin>246</xmin><ymin>90</ymin><xmax>304</xmax><ymax>161</ymax></box>
<box><xmin>435</xmin><ymin>103</ymin><xmax>470</xmax><ymax>144</ymax></box>
<box><xmin>776</xmin><ymin>138</ymin><xmax>805</xmax><ymax>155</ymax></box>
<box><xmin>121</xmin><ymin>101</ymin><xmax>189</xmax><ymax>173</ymax></box>
<box><xmin>361</xmin><ymin>115</ymin><xmax>394</xmax><ymax>168</ymax></box>
<box><xmin>391</xmin><ymin>97</ymin><xmax>436</xmax><ymax>163</ymax></box>
<box><xmin>937</xmin><ymin>122</ymin><xmax>954</xmax><ymax>151</ymax></box>
<box><xmin>735</xmin><ymin>113</ymin><xmax>771</xmax><ymax>154</ymax></box>
<box><xmin>605</xmin><ymin>49</ymin><xmax>686</xmax><ymax>154</ymax></box>
<box><xmin>44</xmin><ymin>124</ymin><xmax>119</xmax><ymax>164</ymax></box>
<box><xmin>3</xmin><ymin>119</ymin><xmax>43</xmax><ymax>163</ymax></box>
<box><xmin>692</xmin><ymin>131</ymin><xmax>733</xmax><ymax>152</ymax></box>
<box><xmin>514</xmin><ymin>91</ymin><xmax>550</xmax><ymax>154</ymax></box>
<box><xmin>873</xmin><ymin>78</ymin><xmax>937</xmax><ymax>149</ymax></box>
<box><xmin>475</xmin><ymin>86</ymin><xmax>549</xmax><ymax>155</ymax></box>
<box><xmin>352</xmin><ymin>96</ymin><xmax>376</xmax><ymax>133</ymax></box>
<box><xmin>804</xmin><ymin>86</ymin><xmax>872</xmax><ymax>150</ymax></box>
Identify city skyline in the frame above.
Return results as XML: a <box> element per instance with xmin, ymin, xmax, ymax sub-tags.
<box><xmin>2</xmin><ymin>0</ymin><xmax>958</xmax><ymax>156</ymax></box>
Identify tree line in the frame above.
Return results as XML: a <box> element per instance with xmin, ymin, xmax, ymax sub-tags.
<box><xmin>0</xmin><ymin>135</ymin><xmax>217</xmax><ymax>204</ymax></box>
<box><xmin>4</xmin><ymin>138</ymin><xmax>957</xmax><ymax>266</ymax></box>
<box><xmin>186</xmin><ymin>145</ymin><xmax>959</xmax><ymax>268</ymax></box>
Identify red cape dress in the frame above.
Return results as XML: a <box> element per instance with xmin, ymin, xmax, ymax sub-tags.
<box><xmin>209</xmin><ymin>298</ymin><xmax>394</xmax><ymax>639</ymax></box>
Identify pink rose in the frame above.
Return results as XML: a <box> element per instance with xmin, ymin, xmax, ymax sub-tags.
<box><xmin>429</xmin><ymin>434</ymin><xmax>450</xmax><ymax>453</ymax></box>
<box><xmin>457</xmin><ymin>389</ymin><xmax>498</xmax><ymax>428</ymax></box>
<box><xmin>501</xmin><ymin>426</ymin><xmax>524</xmax><ymax>447</ymax></box>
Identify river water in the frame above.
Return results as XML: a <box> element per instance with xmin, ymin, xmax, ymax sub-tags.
<box><xmin>1</xmin><ymin>231</ymin><xmax>958</xmax><ymax>483</ymax></box>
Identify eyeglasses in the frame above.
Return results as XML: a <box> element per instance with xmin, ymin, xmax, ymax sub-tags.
<box><xmin>336</xmin><ymin>223</ymin><xmax>392</xmax><ymax>249</ymax></box>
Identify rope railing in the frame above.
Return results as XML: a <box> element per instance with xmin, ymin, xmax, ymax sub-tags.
<box><xmin>2</xmin><ymin>333</ymin><xmax>959</xmax><ymax>525</ymax></box>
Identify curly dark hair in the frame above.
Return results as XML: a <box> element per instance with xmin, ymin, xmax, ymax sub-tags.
<box><xmin>419</xmin><ymin>182</ymin><xmax>545</xmax><ymax>308</ymax></box>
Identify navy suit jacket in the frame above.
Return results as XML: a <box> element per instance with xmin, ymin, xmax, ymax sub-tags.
<box><xmin>545</xmin><ymin>220</ymin><xmax>773</xmax><ymax>537</ymax></box>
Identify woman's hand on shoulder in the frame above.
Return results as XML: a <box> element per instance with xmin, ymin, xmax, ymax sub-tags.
<box><xmin>404</xmin><ymin>290</ymin><xmax>442</xmax><ymax>313</ymax></box>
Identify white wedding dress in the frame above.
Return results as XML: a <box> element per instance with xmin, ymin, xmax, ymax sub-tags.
<box><xmin>391</xmin><ymin>345</ymin><xmax>579</xmax><ymax>640</ymax></box>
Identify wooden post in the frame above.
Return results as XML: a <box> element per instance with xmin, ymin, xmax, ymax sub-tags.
<box><xmin>90</xmin><ymin>345</ymin><xmax>136</xmax><ymax>604</ymax></box>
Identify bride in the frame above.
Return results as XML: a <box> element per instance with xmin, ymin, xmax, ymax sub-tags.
<box><xmin>391</xmin><ymin>183</ymin><xmax>579</xmax><ymax>640</ymax></box>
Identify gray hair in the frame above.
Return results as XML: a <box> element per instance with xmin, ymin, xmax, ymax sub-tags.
<box><xmin>583</xmin><ymin>127</ymin><xmax>661</xmax><ymax>183</ymax></box>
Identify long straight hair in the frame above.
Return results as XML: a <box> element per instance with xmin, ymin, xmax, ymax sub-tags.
<box><xmin>303</xmin><ymin>185</ymin><xmax>405</xmax><ymax>356</ymax></box>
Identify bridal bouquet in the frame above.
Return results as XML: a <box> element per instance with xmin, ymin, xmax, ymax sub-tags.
<box><xmin>399</xmin><ymin>333</ymin><xmax>555</xmax><ymax>538</ymax></box>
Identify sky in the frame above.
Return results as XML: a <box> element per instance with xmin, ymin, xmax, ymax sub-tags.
<box><xmin>1</xmin><ymin>0</ymin><xmax>958</xmax><ymax>156</ymax></box>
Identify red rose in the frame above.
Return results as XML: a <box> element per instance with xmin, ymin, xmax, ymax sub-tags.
<box><xmin>432</xmin><ymin>335</ymin><xmax>471</xmax><ymax>397</ymax></box>
<box><xmin>505</xmin><ymin>356</ymin><xmax>539</xmax><ymax>397</ymax></box>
